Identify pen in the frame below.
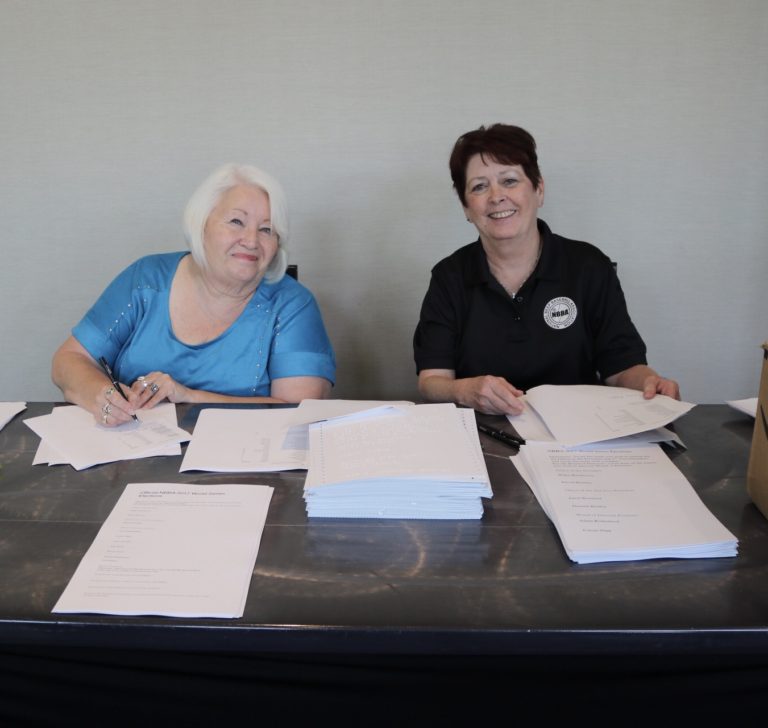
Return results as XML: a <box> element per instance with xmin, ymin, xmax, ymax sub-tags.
<box><xmin>477</xmin><ymin>423</ymin><xmax>525</xmax><ymax>448</ymax></box>
<box><xmin>98</xmin><ymin>357</ymin><xmax>138</xmax><ymax>421</ymax></box>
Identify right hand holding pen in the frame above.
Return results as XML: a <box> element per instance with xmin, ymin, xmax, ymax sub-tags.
<box><xmin>455</xmin><ymin>376</ymin><xmax>524</xmax><ymax>415</ymax></box>
<box><xmin>95</xmin><ymin>382</ymin><xmax>139</xmax><ymax>427</ymax></box>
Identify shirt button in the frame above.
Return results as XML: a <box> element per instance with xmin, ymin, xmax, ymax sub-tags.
<box><xmin>516</xmin><ymin>296</ymin><xmax>523</xmax><ymax>303</ymax></box>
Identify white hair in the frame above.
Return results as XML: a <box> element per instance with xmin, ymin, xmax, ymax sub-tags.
<box><xmin>182</xmin><ymin>163</ymin><xmax>289</xmax><ymax>282</ymax></box>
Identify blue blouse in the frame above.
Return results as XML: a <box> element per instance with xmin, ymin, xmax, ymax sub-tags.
<box><xmin>73</xmin><ymin>252</ymin><xmax>336</xmax><ymax>396</ymax></box>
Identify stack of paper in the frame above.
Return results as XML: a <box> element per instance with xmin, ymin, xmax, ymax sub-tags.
<box><xmin>303</xmin><ymin>403</ymin><xmax>492</xmax><ymax>519</ymax></box>
<box><xmin>0</xmin><ymin>402</ymin><xmax>26</xmax><ymax>431</ymax></box>
<box><xmin>25</xmin><ymin>402</ymin><xmax>190</xmax><ymax>470</ymax></box>
<box><xmin>53</xmin><ymin>482</ymin><xmax>273</xmax><ymax>618</ymax></box>
<box><xmin>513</xmin><ymin>442</ymin><xmax>738</xmax><ymax>563</ymax></box>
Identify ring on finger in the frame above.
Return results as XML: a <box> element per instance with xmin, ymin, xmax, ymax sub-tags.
<box><xmin>105</xmin><ymin>386</ymin><xmax>115</xmax><ymax>398</ymax></box>
<box><xmin>102</xmin><ymin>413</ymin><xmax>108</xmax><ymax>424</ymax></box>
<box><xmin>150</xmin><ymin>383</ymin><xmax>159</xmax><ymax>394</ymax></box>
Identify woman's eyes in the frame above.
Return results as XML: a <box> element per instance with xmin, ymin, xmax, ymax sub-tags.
<box><xmin>469</xmin><ymin>178</ymin><xmax>518</xmax><ymax>193</ymax></box>
<box><xmin>227</xmin><ymin>218</ymin><xmax>272</xmax><ymax>235</ymax></box>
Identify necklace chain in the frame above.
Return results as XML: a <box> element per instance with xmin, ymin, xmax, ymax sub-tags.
<box><xmin>513</xmin><ymin>240</ymin><xmax>541</xmax><ymax>296</ymax></box>
<box><xmin>497</xmin><ymin>239</ymin><xmax>541</xmax><ymax>299</ymax></box>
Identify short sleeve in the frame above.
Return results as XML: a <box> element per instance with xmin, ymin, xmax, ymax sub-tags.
<box><xmin>591</xmin><ymin>264</ymin><xmax>648</xmax><ymax>380</ymax></box>
<box><xmin>267</xmin><ymin>287</ymin><xmax>336</xmax><ymax>384</ymax></box>
<box><xmin>71</xmin><ymin>260</ymin><xmax>151</xmax><ymax>366</ymax></box>
<box><xmin>413</xmin><ymin>267</ymin><xmax>463</xmax><ymax>373</ymax></box>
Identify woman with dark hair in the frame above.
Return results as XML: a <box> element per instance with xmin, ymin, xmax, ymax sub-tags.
<box><xmin>413</xmin><ymin>124</ymin><xmax>679</xmax><ymax>415</ymax></box>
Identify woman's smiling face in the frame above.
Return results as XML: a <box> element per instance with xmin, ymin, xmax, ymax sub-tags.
<box><xmin>203</xmin><ymin>184</ymin><xmax>278</xmax><ymax>289</ymax></box>
<box><xmin>462</xmin><ymin>154</ymin><xmax>544</xmax><ymax>249</ymax></box>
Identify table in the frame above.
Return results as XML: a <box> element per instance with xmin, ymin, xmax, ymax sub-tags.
<box><xmin>1</xmin><ymin>403</ymin><xmax>766</xmax><ymax>723</ymax></box>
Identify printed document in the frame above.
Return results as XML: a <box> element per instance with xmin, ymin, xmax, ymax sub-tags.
<box><xmin>32</xmin><ymin>402</ymin><xmax>183</xmax><ymax>465</ymax></box>
<box><xmin>513</xmin><ymin>442</ymin><xmax>737</xmax><ymax>563</ymax></box>
<box><xmin>180</xmin><ymin>408</ymin><xmax>308</xmax><ymax>472</ymax></box>
<box><xmin>513</xmin><ymin>384</ymin><xmax>695</xmax><ymax>447</ymax></box>
<box><xmin>53</xmin><ymin>482</ymin><xmax>273</xmax><ymax>618</ymax></box>
<box><xmin>508</xmin><ymin>397</ymin><xmax>683</xmax><ymax>448</ymax></box>
<box><xmin>25</xmin><ymin>403</ymin><xmax>190</xmax><ymax>470</ymax></box>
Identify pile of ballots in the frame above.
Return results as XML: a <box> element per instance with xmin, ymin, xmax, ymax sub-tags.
<box><xmin>303</xmin><ymin>403</ymin><xmax>492</xmax><ymax>519</ymax></box>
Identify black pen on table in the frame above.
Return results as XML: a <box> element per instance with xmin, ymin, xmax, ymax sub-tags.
<box><xmin>98</xmin><ymin>356</ymin><xmax>138</xmax><ymax>421</ymax></box>
<box><xmin>477</xmin><ymin>423</ymin><xmax>525</xmax><ymax>449</ymax></box>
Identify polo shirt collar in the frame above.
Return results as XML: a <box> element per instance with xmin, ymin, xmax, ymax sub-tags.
<box><xmin>464</xmin><ymin>218</ymin><xmax>565</xmax><ymax>287</ymax></box>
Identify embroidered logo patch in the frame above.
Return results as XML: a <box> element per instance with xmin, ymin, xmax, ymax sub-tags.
<box><xmin>543</xmin><ymin>297</ymin><xmax>577</xmax><ymax>330</ymax></box>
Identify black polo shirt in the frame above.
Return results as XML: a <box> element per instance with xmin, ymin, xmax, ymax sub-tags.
<box><xmin>413</xmin><ymin>219</ymin><xmax>647</xmax><ymax>391</ymax></box>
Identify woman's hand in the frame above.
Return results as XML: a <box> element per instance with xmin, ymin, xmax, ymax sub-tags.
<box><xmin>641</xmin><ymin>374</ymin><xmax>680</xmax><ymax>400</ymax></box>
<box><xmin>605</xmin><ymin>365</ymin><xmax>681</xmax><ymax>400</ymax></box>
<box><xmin>453</xmin><ymin>376</ymin><xmax>525</xmax><ymax>415</ymax></box>
<box><xmin>52</xmin><ymin>336</ymin><xmax>142</xmax><ymax>427</ymax></box>
<box><xmin>418</xmin><ymin>369</ymin><xmax>524</xmax><ymax>415</ymax></box>
<box><xmin>130</xmin><ymin>371</ymin><xmax>190</xmax><ymax>408</ymax></box>
<box><xmin>95</xmin><ymin>381</ymin><xmax>140</xmax><ymax>426</ymax></box>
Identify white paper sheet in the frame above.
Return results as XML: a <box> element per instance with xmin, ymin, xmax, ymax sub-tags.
<box><xmin>180</xmin><ymin>408</ymin><xmax>309</xmax><ymax>472</ymax></box>
<box><xmin>33</xmin><ymin>402</ymin><xmax>183</xmax><ymax>466</ymax></box>
<box><xmin>512</xmin><ymin>442</ymin><xmax>737</xmax><ymax>563</ymax></box>
<box><xmin>505</xmin><ymin>399</ymin><xmax>555</xmax><ymax>441</ymax></box>
<box><xmin>53</xmin><ymin>482</ymin><xmax>273</xmax><ymax>618</ymax></box>
<box><xmin>0</xmin><ymin>402</ymin><xmax>26</xmax><ymax>431</ymax></box>
<box><xmin>520</xmin><ymin>384</ymin><xmax>695</xmax><ymax>448</ymax></box>
<box><xmin>25</xmin><ymin>404</ymin><xmax>190</xmax><ymax>470</ymax></box>
<box><xmin>289</xmin><ymin>399</ymin><xmax>414</xmax><ymax>425</ymax></box>
<box><xmin>507</xmin><ymin>397</ymin><xmax>683</xmax><ymax>449</ymax></box>
<box><xmin>726</xmin><ymin>397</ymin><xmax>758</xmax><ymax>418</ymax></box>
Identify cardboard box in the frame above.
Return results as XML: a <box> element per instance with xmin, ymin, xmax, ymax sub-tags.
<box><xmin>747</xmin><ymin>342</ymin><xmax>768</xmax><ymax>519</ymax></box>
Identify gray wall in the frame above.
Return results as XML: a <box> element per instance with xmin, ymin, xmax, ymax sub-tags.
<box><xmin>1</xmin><ymin>0</ymin><xmax>766</xmax><ymax>404</ymax></box>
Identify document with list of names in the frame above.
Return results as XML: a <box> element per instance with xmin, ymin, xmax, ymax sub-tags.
<box><xmin>512</xmin><ymin>442</ymin><xmax>737</xmax><ymax>564</ymax></box>
<box><xmin>53</xmin><ymin>483</ymin><xmax>273</xmax><ymax>618</ymax></box>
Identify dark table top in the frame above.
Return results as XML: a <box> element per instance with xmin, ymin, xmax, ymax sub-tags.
<box><xmin>1</xmin><ymin>402</ymin><xmax>766</xmax><ymax>656</ymax></box>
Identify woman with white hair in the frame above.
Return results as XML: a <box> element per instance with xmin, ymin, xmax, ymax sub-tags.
<box><xmin>52</xmin><ymin>163</ymin><xmax>335</xmax><ymax>426</ymax></box>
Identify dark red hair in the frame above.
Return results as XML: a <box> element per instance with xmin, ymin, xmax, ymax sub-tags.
<box><xmin>449</xmin><ymin>124</ymin><xmax>541</xmax><ymax>206</ymax></box>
